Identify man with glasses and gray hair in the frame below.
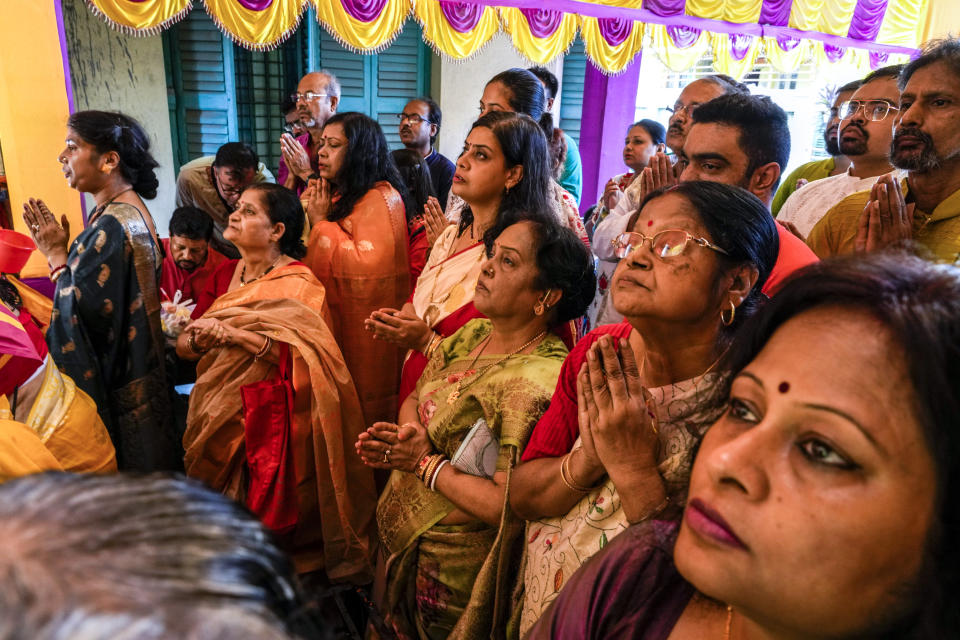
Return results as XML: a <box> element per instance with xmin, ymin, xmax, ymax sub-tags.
<box><xmin>278</xmin><ymin>70</ymin><xmax>341</xmax><ymax>195</ymax></box>
<box><xmin>808</xmin><ymin>37</ymin><xmax>960</xmax><ymax>262</ymax></box>
<box><xmin>777</xmin><ymin>65</ymin><xmax>902</xmax><ymax>239</ymax></box>
<box><xmin>398</xmin><ymin>97</ymin><xmax>454</xmax><ymax>208</ymax></box>
<box><xmin>175</xmin><ymin>141</ymin><xmax>274</xmax><ymax>258</ymax></box>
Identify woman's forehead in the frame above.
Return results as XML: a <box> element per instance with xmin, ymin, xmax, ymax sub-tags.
<box><xmin>632</xmin><ymin>194</ymin><xmax>703</xmax><ymax>233</ymax></box>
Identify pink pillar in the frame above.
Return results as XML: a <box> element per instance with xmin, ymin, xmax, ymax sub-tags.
<box><xmin>578</xmin><ymin>54</ymin><xmax>642</xmax><ymax>215</ymax></box>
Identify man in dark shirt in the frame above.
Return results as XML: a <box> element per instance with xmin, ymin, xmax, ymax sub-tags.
<box><xmin>398</xmin><ymin>97</ymin><xmax>455</xmax><ymax>209</ymax></box>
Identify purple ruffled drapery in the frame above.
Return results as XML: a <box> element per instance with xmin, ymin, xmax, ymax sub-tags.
<box><xmin>232</xmin><ymin>0</ymin><xmax>274</xmax><ymax>10</ymax></box>
<box><xmin>598</xmin><ymin>17</ymin><xmax>633</xmax><ymax>47</ymax></box>
<box><xmin>439</xmin><ymin>1</ymin><xmax>483</xmax><ymax>33</ymax></box>
<box><xmin>847</xmin><ymin>0</ymin><xmax>889</xmax><ymax>41</ymax></box>
<box><xmin>520</xmin><ymin>8</ymin><xmax>563</xmax><ymax>38</ymax></box>
<box><xmin>729</xmin><ymin>33</ymin><xmax>755</xmax><ymax>60</ymax></box>
<box><xmin>643</xmin><ymin>0</ymin><xmax>703</xmax><ymax>50</ymax></box>
<box><xmin>758</xmin><ymin>0</ymin><xmax>792</xmax><ymax>26</ymax></box>
<box><xmin>340</xmin><ymin>0</ymin><xmax>388</xmax><ymax>23</ymax></box>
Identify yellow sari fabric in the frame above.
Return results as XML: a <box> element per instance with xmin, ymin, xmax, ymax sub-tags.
<box><xmin>0</xmin><ymin>418</ymin><xmax>62</xmax><ymax>481</ymax></box>
<box><xmin>0</xmin><ymin>356</ymin><xmax>116</xmax><ymax>473</ymax></box>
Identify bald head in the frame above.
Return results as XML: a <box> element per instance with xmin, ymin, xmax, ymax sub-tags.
<box><xmin>295</xmin><ymin>71</ymin><xmax>340</xmax><ymax>130</ymax></box>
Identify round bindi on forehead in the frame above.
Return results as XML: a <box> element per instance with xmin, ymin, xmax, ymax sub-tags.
<box><xmin>647</xmin><ymin>220</ymin><xmax>654</xmax><ymax>227</ymax></box>
<box><xmin>778</xmin><ymin>381</ymin><xmax>790</xmax><ymax>393</ymax></box>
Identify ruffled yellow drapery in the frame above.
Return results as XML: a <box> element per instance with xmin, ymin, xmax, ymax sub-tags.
<box><xmin>500</xmin><ymin>8</ymin><xmax>580</xmax><ymax>64</ymax></box>
<box><xmin>204</xmin><ymin>0</ymin><xmax>307</xmax><ymax>50</ymax></box>
<box><xmin>413</xmin><ymin>0</ymin><xmax>500</xmax><ymax>60</ymax></box>
<box><xmin>83</xmin><ymin>0</ymin><xmax>192</xmax><ymax>35</ymax></box>
<box><xmin>79</xmin><ymin>0</ymin><xmax>928</xmax><ymax>73</ymax></box>
<box><xmin>710</xmin><ymin>34</ymin><xmax>762</xmax><ymax>78</ymax></box>
<box><xmin>648</xmin><ymin>24</ymin><xmax>711</xmax><ymax>73</ymax></box>
<box><xmin>313</xmin><ymin>0</ymin><xmax>410</xmax><ymax>53</ymax></box>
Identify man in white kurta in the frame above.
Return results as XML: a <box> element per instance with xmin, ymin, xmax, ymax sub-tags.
<box><xmin>778</xmin><ymin>66</ymin><xmax>902</xmax><ymax>239</ymax></box>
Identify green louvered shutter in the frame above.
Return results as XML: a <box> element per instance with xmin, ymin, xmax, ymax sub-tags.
<box><xmin>559</xmin><ymin>37</ymin><xmax>587</xmax><ymax>145</ymax></box>
<box><xmin>163</xmin><ymin>9</ymin><xmax>237</xmax><ymax>171</ymax></box>
<box><xmin>375</xmin><ymin>24</ymin><xmax>431</xmax><ymax>149</ymax></box>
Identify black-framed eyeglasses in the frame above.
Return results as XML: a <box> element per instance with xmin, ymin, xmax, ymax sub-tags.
<box><xmin>397</xmin><ymin>113</ymin><xmax>428</xmax><ymax>124</ymax></box>
<box><xmin>282</xmin><ymin>123</ymin><xmax>302</xmax><ymax>135</ymax></box>
<box><xmin>840</xmin><ymin>99</ymin><xmax>899</xmax><ymax>122</ymax></box>
<box><xmin>612</xmin><ymin>230</ymin><xmax>729</xmax><ymax>260</ymax></box>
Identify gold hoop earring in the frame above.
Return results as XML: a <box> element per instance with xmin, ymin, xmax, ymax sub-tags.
<box><xmin>721</xmin><ymin>300</ymin><xmax>736</xmax><ymax>326</ymax></box>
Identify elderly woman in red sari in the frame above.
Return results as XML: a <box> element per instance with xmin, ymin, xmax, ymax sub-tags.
<box><xmin>178</xmin><ymin>183</ymin><xmax>376</xmax><ymax>583</ymax></box>
<box><xmin>357</xmin><ymin>216</ymin><xmax>596</xmax><ymax>639</ymax></box>
<box><xmin>303</xmin><ymin>112</ymin><xmax>412</xmax><ymax>426</ymax></box>
<box><xmin>510</xmin><ymin>182</ymin><xmax>780</xmax><ymax>635</ymax></box>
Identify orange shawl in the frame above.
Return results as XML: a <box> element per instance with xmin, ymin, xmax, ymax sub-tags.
<box><xmin>305</xmin><ymin>182</ymin><xmax>411</xmax><ymax>426</ymax></box>
<box><xmin>183</xmin><ymin>264</ymin><xmax>376</xmax><ymax>583</ymax></box>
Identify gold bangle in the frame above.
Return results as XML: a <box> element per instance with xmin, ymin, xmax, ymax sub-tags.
<box><xmin>560</xmin><ymin>452</ymin><xmax>596</xmax><ymax>493</ymax></box>
<box><xmin>254</xmin><ymin>336</ymin><xmax>272</xmax><ymax>360</ymax></box>
<box><xmin>421</xmin><ymin>454</ymin><xmax>445</xmax><ymax>488</ymax></box>
<box><xmin>188</xmin><ymin>332</ymin><xmax>208</xmax><ymax>355</ymax></box>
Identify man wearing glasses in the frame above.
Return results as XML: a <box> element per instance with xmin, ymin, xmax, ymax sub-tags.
<box><xmin>175</xmin><ymin>142</ymin><xmax>274</xmax><ymax>258</ymax></box>
<box><xmin>771</xmin><ymin>79</ymin><xmax>861</xmax><ymax>215</ymax></box>
<box><xmin>808</xmin><ymin>37</ymin><xmax>960</xmax><ymax>262</ymax></box>
<box><xmin>397</xmin><ymin>97</ymin><xmax>454</xmax><ymax>209</ymax></box>
<box><xmin>778</xmin><ymin>66</ymin><xmax>902</xmax><ymax>239</ymax></box>
<box><xmin>278</xmin><ymin>71</ymin><xmax>340</xmax><ymax>195</ymax></box>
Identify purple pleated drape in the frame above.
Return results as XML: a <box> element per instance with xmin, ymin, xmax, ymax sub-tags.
<box><xmin>598</xmin><ymin>17</ymin><xmax>633</xmax><ymax>46</ymax></box>
<box><xmin>233</xmin><ymin>0</ymin><xmax>274</xmax><ymax>10</ymax></box>
<box><xmin>340</xmin><ymin>0</ymin><xmax>388</xmax><ymax>22</ymax></box>
<box><xmin>520</xmin><ymin>8</ymin><xmax>564</xmax><ymax>38</ymax></box>
<box><xmin>847</xmin><ymin>0</ymin><xmax>889</xmax><ymax>41</ymax></box>
<box><xmin>758</xmin><ymin>0</ymin><xmax>792</xmax><ymax>26</ymax></box>
<box><xmin>439</xmin><ymin>1</ymin><xmax>483</xmax><ymax>33</ymax></box>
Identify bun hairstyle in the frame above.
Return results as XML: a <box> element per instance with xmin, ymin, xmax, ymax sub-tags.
<box><xmin>67</xmin><ymin>111</ymin><xmax>160</xmax><ymax>199</ymax></box>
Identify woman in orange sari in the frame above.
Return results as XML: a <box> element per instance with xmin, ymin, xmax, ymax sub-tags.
<box><xmin>179</xmin><ymin>183</ymin><xmax>376</xmax><ymax>583</ymax></box>
<box><xmin>303</xmin><ymin>112</ymin><xmax>412</xmax><ymax>426</ymax></box>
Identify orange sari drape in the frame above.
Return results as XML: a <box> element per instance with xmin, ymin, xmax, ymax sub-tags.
<box><xmin>183</xmin><ymin>264</ymin><xmax>376</xmax><ymax>582</ymax></box>
<box><xmin>305</xmin><ymin>182</ymin><xmax>411</xmax><ymax>426</ymax></box>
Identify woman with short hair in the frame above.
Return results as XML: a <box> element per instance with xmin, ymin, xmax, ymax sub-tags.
<box><xmin>180</xmin><ymin>182</ymin><xmax>376</xmax><ymax>583</ymax></box>
<box><xmin>358</xmin><ymin>216</ymin><xmax>596</xmax><ymax>639</ymax></box>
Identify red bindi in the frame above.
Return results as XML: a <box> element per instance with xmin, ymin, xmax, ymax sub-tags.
<box><xmin>778</xmin><ymin>381</ymin><xmax>790</xmax><ymax>393</ymax></box>
<box><xmin>647</xmin><ymin>220</ymin><xmax>654</xmax><ymax>227</ymax></box>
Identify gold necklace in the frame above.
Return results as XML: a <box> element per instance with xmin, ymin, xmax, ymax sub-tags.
<box><xmin>446</xmin><ymin>330</ymin><xmax>547</xmax><ymax>405</ymax></box>
<box><xmin>724</xmin><ymin>605</ymin><xmax>733</xmax><ymax>640</ymax></box>
<box><xmin>240</xmin><ymin>255</ymin><xmax>282</xmax><ymax>286</ymax></box>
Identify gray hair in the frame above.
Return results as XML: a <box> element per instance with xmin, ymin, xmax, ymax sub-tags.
<box><xmin>0</xmin><ymin>473</ymin><xmax>321</xmax><ymax>638</ymax></box>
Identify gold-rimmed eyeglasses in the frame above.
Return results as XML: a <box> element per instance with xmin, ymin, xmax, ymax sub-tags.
<box><xmin>612</xmin><ymin>229</ymin><xmax>730</xmax><ymax>260</ymax></box>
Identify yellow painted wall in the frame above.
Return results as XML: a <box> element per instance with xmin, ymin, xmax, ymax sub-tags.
<box><xmin>921</xmin><ymin>0</ymin><xmax>960</xmax><ymax>44</ymax></box>
<box><xmin>0</xmin><ymin>1</ymin><xmax>82</xmax><ymax>278</ymax></box>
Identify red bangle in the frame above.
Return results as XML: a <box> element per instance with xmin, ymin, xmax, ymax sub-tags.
<box><xmin>49</xmin><ymin>264</ymin><xmax>66</xmax><ymax>282</ymax></box>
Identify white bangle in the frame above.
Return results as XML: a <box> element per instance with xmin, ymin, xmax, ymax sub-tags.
<box><xmin>429</xmin><ymin>460</ymin><xmax>449</xmax><ymax>491</ymax></box>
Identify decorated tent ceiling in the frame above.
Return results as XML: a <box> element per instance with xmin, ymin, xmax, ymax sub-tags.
<box><xmin>83</xmin><ymin>0</ymin><xmax>927</xmax><ymax>74</ymax></box>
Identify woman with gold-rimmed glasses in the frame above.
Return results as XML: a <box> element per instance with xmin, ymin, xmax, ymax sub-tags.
<box><xmin>510</xmin><ymin>181</ymin><xmax>781</xmax><ymax>634</ymax></box>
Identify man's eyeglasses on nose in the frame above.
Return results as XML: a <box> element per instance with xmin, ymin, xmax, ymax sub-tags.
<box><xmin>397</xmin><ymin>113</ymin><xmax>428</xmax><ymax>124</ymax></box>
<box><xmin>294</xmin><ymin>91</ymin><xmax>327</xmax><ymax>102</ymax></box>
<box><xmin>840</xmin><ymin>99</ymin><xmax>899</xmax><ymax>122</ymax></box>
<box><xmin>666</xmin><ymin>102</ymin><xmax>700</xmax><ymax>117</ymax></box>
<box><xmin>612</xmin><ymin>229</ymin><xmax>729</xmax><ymax>260</ymax></box>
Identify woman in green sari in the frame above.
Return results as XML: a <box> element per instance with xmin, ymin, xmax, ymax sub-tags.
<box><xmin>356</xmin><ymin>215</ymin><xmax>596</xmax><ymax>639</ymax></box>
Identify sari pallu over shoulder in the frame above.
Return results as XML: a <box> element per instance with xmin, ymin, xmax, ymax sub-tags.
<box><xmin>377</xmin><ymin>319</ymin><xmax>568</xmax><ymax>639</ymax></box>
<box><xmin>183</xmin><ymin>264</ymin><xmax>376</xmax><ymax>583</ymax></box>
<box><xmin>46</xmin><ymin>202</ymin><xmax>177</xmax><ymax>471</ymax></box>
<box><xmin>306</xmin><ymin>181</ymin><xmax>411</xmax><ymax>426</ymax></box>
